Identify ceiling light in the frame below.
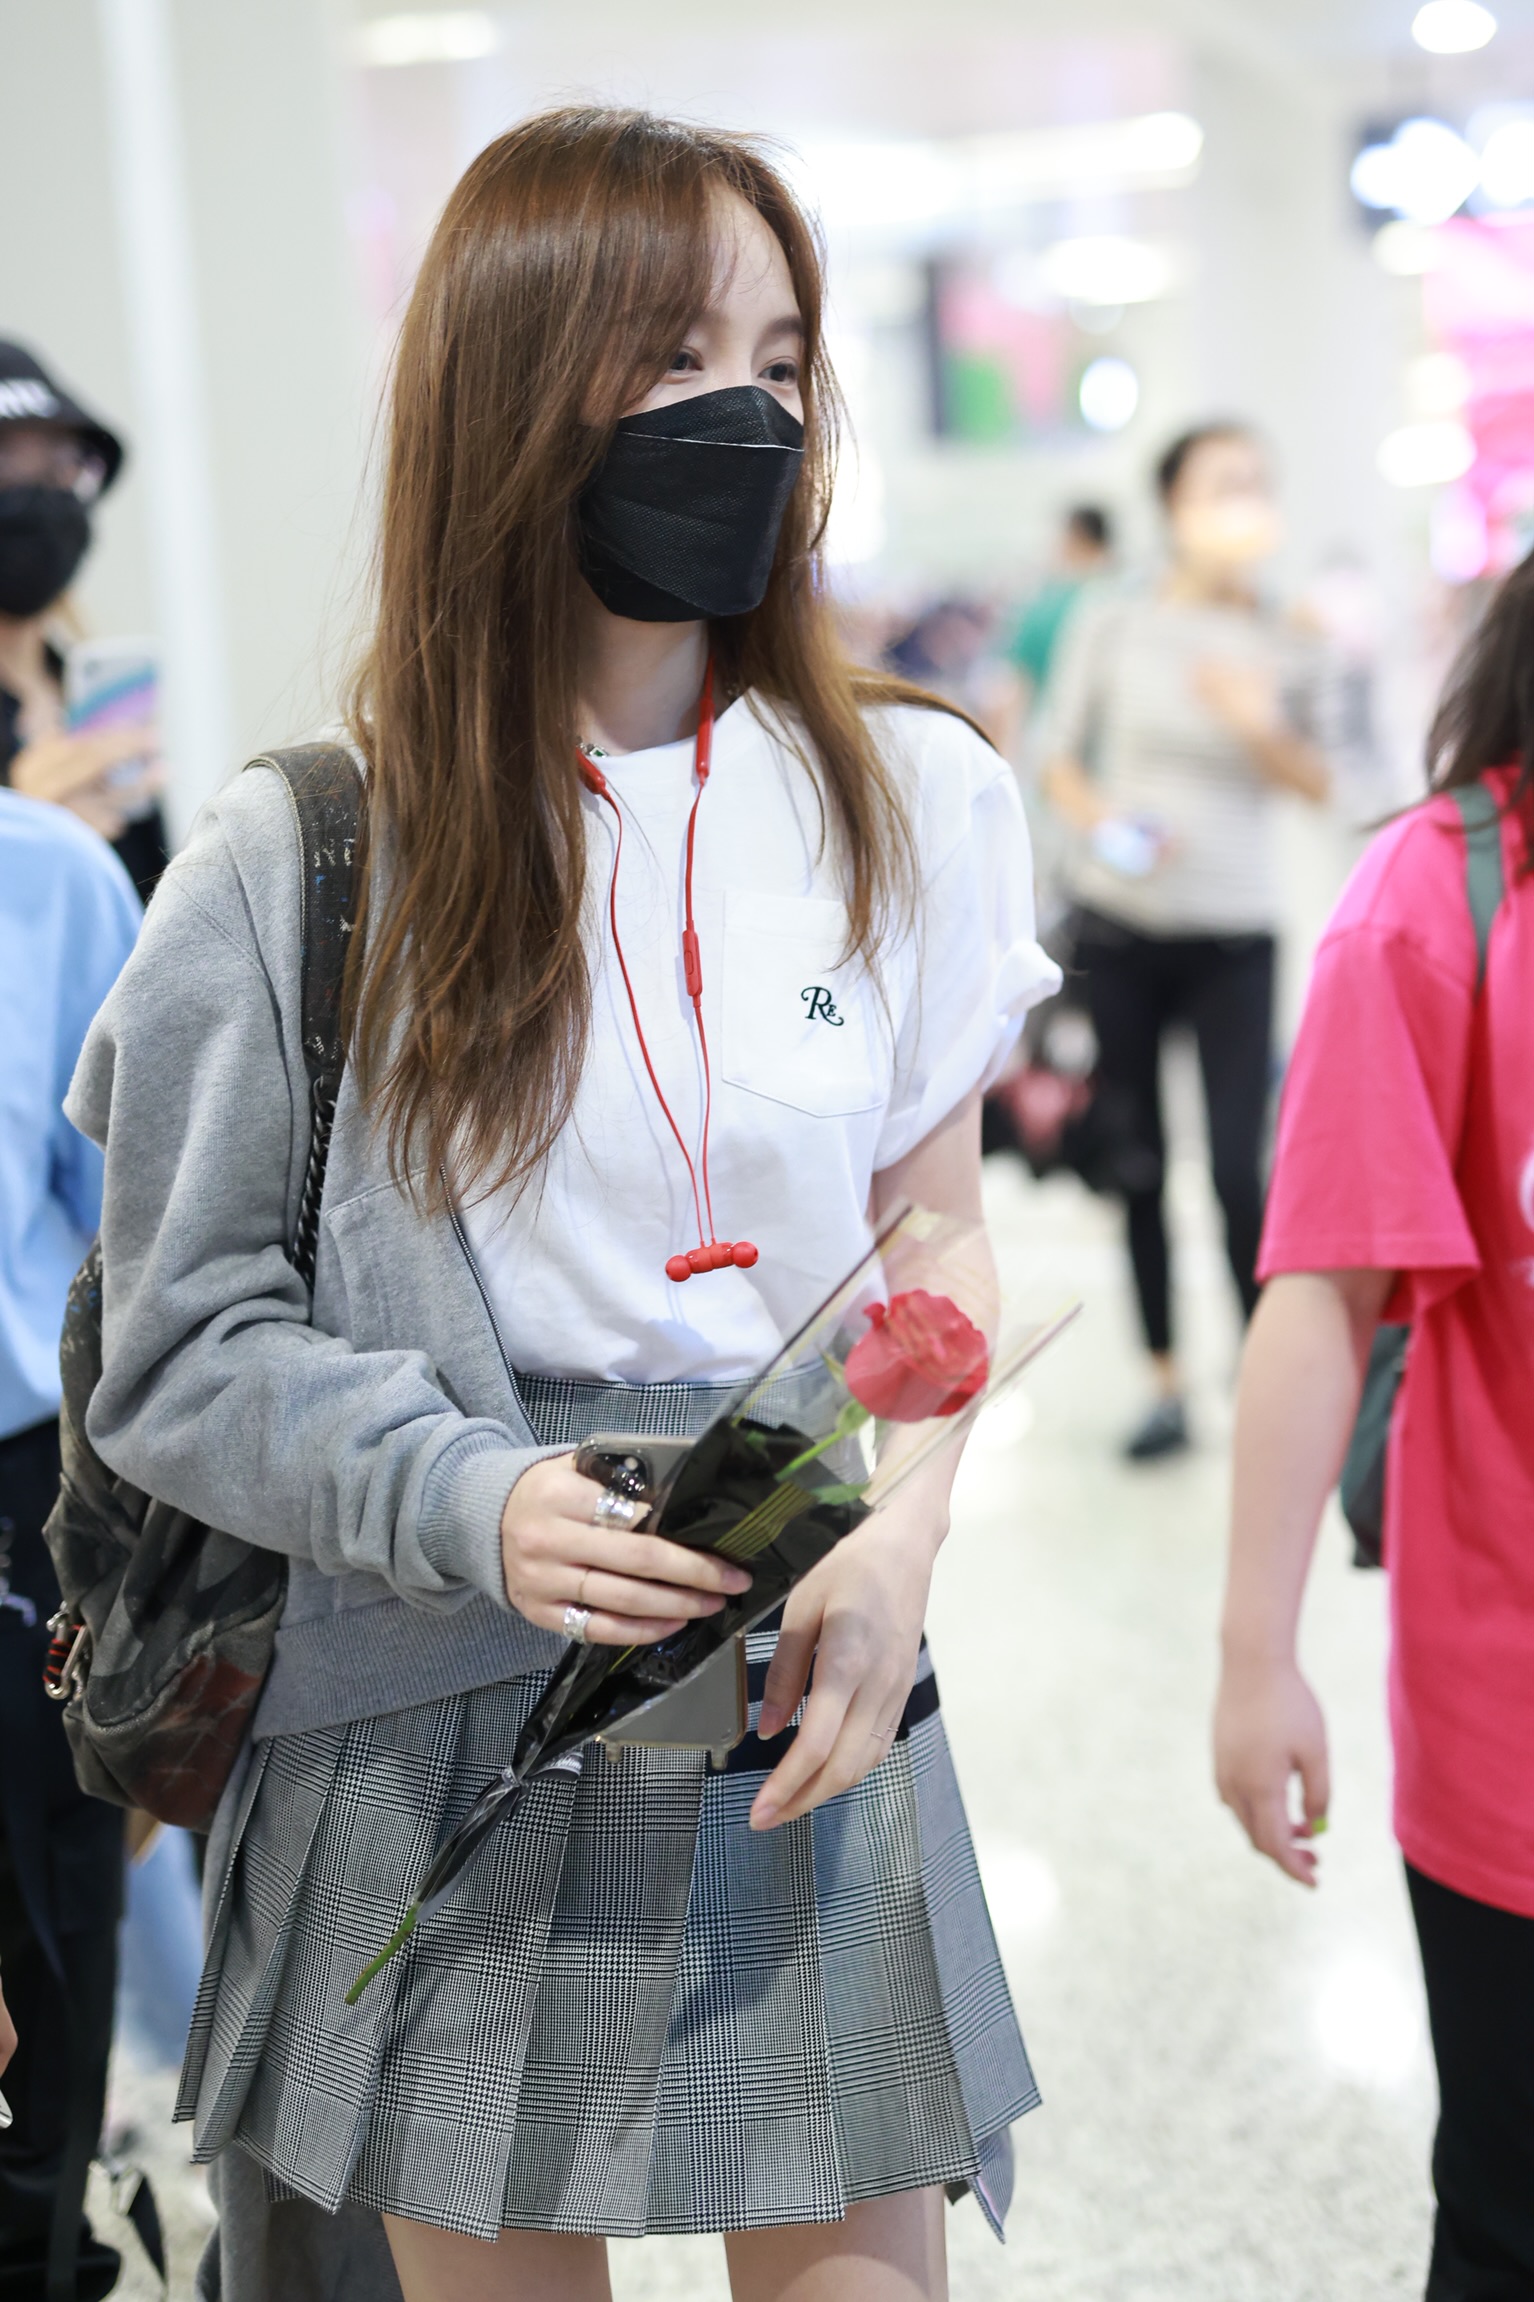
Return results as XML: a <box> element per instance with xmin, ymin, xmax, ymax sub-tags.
<box><xmin>1371</xmin><ymin>220</ymin><xmax>1445</xmax><ymax>274</ymax></box>
<box><xmin>1480</xmin><ymin>118</ymin><xmax>1534</xmax><ymax>206</ymax></box>
<box><xmin>794</xmin><ymin>111</ymin><xmax>1202</xmax><ymax>234</ymax></box>
<box><xmin>1351</xmin><ymin>119</ymin><xmax>1480</xmax><ymax>225</ymax></box>
<box><xmin>1040</xmin><ymin>237</ymin><xmax>1173</xmax><ymax>306</ymax></box>
<box><xmin>1412</xmin><ymin>0</ymin><xmax>1497</xmax><ymax>52</ymax></box>
<box><xmin>357</xmin><ymin>11</ymin><xmax>498</xmax><ymax>66</ymax></box>
<box><xmin>1079</xmin><ymin>356</ymin><xmax>1140</xmax><ymax>432</ymax></box>
<box><xmin>1377</xmin><ymin>418</ymin><xmax>1476</xmax><ymax>487</ymax></box>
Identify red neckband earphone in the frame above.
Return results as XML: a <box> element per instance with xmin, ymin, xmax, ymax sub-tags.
<box><xmin>577</xmin><ymin>657</ymin><xmax>759</xmax><ymax>1284</ymax></box>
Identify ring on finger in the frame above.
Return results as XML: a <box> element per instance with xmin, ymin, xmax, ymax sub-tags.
<box><xmin>592</xmin><ymin>1488</ymin><xmax>639</xmax><ymax>1529</ymax></box>
<box><xmin>563</xmin><ymin>1603</ymin><xmax>592</xmax><ymax>1645</ymax></box>
<box><xmin>577</xmin><ymin>1568</ymin><xmax>591</xmax><ymax>1605</ymax></box>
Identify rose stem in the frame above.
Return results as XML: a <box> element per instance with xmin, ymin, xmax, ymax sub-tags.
<box><xmin>776</xmin><ymin>1401</ymin><xmax>870</xmax><ymax>1483</ymax></box>
<box><xmin>346</xmin><ymin>1904</ymin><xmax>420</xmax><ymax>2004</ymax></box>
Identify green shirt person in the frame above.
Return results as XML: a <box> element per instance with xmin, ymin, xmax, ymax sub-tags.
<box><xmin>1009</xmin><ymin>504</ymin><xmax>1114</xmax><ymax>697</ymax></box>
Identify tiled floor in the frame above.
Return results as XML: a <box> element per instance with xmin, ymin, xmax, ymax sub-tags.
<box><xmin>97</xmin><ymin>1133</ymin><xmax>1436</xmax><ymax>2299</ymax></box>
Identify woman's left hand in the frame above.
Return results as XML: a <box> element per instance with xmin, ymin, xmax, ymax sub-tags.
<box><xmin>749</xmin><ymin>1494</ymin><xmax>944</xmax><ymax>1831</ymax></box>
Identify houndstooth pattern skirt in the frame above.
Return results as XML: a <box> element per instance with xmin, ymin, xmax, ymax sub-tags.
<box><xmin>175</xmin><ymin>1373</ymin><xmax>1039</xmax><ymax>2241</ymax></box>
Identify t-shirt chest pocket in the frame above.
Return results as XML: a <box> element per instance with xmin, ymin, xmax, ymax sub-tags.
<box><xmin>721</xmin><ymin>889</ymin><xmax>888</xmax><ymax>1118</ymax></box>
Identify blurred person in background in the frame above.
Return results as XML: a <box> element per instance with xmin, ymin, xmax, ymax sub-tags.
<box><xmin>0</xmin><ymin>343</ymin><xmax>167</xmax><ymax>902</ymax></box>
<box><xmin>1214</xmin><ymin>551</ymin><xmax>1534</xmax><ymax>2302</ymax></box>
<box><xmin>0</xmin><ymin>783</ymin><xmax>141</xmax><ymax>2299</ymax></box>
<box><xmin>1039</xmin><ymin>425</ymin><xmax>1330</xmax><ymax>1461</ymax></box>
<box><xmin>1007</xmin><ymin>503</ymin><xmax>1115</xmax><ymax>707</ymax></box>
<box><xmin>885</xmin><ymin>593</ymin><xmax>1023</xmax><ymax>755</ymax></box>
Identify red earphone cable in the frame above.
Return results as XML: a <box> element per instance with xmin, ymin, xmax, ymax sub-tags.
<box><xmin>681</xmin><ymin>673</ymin><xmax>717</xmax><ymax>1243</ymax></box>
<box><xmin>577</xmin><ymin>657</ymin><xmax>752</xmax><ymax>1278</ymax></box>
<box><xmin>588</xmin><ymin>773</ymin><xmax>710</xmax><ymax>1249</ymax></box>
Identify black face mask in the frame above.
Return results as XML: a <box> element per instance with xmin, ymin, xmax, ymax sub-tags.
<box><xmin>0</xmin><ymin>484</ymin><xmax>92</xmax><ymax>618</ymax></box>
<box><xmin>577</xmin><ymin>385</ymin><xmax>805</xmax><ymax>622</ymax></box>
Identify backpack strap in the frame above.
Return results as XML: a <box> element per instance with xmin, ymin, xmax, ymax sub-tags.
<box><xmin>245</xmin><ymin>744</ymin><xmax>363</xmax><ymax>1286</ymax></box>
<box><xmin>1451</xmin><ymin>779</ymin><xmax>1506</xmax><ymax>990</ymax></box>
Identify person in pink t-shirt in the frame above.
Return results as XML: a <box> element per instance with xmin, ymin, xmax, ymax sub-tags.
<box><xmin>1213</xmin><ymin>552</ymin><xmax>1534</xmax><ymax>2301</ymax></box>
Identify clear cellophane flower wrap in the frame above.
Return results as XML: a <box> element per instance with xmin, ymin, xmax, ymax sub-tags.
<box><xmin>349</xmin><ymin>1204</ymin><xmax>1079</xmax><ymax>2000</ymax></box>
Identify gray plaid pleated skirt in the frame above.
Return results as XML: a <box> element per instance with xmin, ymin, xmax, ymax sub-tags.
<box><xmin>176</xmin><ymin>1372</ymin><xmax>1038</xmax><ymax>2242</ymax></box>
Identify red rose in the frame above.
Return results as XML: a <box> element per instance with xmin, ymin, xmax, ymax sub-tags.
<box><xmin>843</xmin><ymin>1290</ymin><xmax>990</xmax><ymax>1422</ymax></box>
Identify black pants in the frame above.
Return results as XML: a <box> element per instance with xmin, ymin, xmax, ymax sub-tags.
<box><xmin>1407</xmin><ymin>1863</ymin><xmax>1534</xmax><ymax>2300</ymax></box>
<box><xmin>0</xmin><ymin>1420</ymin><xmax>123</xmax><ymax>2302</ymax></box>
<box><xmin>1075</xmin><ymin>910</ymin><xmax>1275</xmax><ymax>1356</ymax></box>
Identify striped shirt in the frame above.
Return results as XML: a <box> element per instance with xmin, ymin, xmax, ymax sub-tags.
<box><xmin>1038</xmin><ymin>584</ymin><xmax>1330</xmax><ymax>936</ymax></box>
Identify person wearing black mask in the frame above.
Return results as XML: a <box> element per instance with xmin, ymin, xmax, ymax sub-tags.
<box><xmin>79</xmin><ymin>110</ymin><xmax>1059</xmax><ymax>2302</ymax></box>
<box><xmin>0</xmin><ymin>342</ymin><xmax>167</xmax><ymax>902</ymax></box>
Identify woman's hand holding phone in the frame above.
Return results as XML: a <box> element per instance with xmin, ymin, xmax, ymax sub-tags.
<box><xmin>11</xmin><ymin>723</ymin><xmax>165</xmax><ymax>842</ymax></box>
<box><xmin>499</xmin><ymin>1454</ymin><xmax>752</xmax><ymax>1646</ymax></box>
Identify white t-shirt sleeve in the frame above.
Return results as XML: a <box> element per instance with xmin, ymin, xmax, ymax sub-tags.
<box><xmin>874</xmin><ymin>713</ymin><xmax>1062</xmax><ymax>1170</ymax></box>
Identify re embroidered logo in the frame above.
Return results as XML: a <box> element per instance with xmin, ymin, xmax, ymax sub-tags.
<box><xmin>800</xmin><ymin>985</ymin><xmax>844</xmax><ymax>1026</ymax></box>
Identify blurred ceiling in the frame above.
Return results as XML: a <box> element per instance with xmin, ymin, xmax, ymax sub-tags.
<box><xmin>348</xmin><ymin>0</ymin><xmax>1534</xmax><ymax>61</ymax></box>
<box><xmin>344</xmin><ymin>0</ymin><xmax>1534</xmax><ymax>129</ymax></box>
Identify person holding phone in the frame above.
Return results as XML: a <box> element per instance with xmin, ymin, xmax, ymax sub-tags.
<box><xmin>1039</xmin><ymin>425</ymin><xmax>1331</xmax><ymax>1460</ymax></box>
<box><xmin>73</xmin><ymin>111</ymin><xmax>1060</xmax><ymax>2302</ymax></box>
<box><xmin>0</xmin><ymin>341</ymin><xmax>167</xmax><ymax>900</ymax></box>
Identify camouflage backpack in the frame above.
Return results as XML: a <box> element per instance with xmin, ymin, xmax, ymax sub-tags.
<box><xmin>42</xmin><ymin>745</ymin><xmax>360</xmax><ymax>1829</ymax></box>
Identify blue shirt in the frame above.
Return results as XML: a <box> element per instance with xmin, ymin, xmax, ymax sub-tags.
<box><xmin>1</xmin><ymin>789</ymin><xmax>141</xmax><ymax>1439</ymax></box>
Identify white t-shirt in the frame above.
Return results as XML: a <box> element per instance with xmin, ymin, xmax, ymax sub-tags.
<box><xmin>461</xmin><ymin>694</ymin><xmax>1059</xmax><ymax>1384</ymax></box>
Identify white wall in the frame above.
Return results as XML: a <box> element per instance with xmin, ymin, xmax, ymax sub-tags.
<box><xmin>0</xmin><ymin>0</ymin><xmax>153</xmax><ymax>641</ymax></box>
<box><xmin>0</xmin><ymin>0</ymin><xmax>372</xmax><ymax>833</ymax></box>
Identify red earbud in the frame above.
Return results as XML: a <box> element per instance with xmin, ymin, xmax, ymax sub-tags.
<box><xmin>666</xmin><ymin>1239</ymin><xmax>760</xmax><ymax>1283</ymax></box>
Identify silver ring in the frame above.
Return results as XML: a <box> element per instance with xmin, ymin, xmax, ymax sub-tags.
<box><xmin>593</xmin><ymin>1489</ymin><xmax>639</xmax><ymax>1528</ymax></box>
<box><xmin>563</xmin><ymin>1604</ymin><xmax>592</xmax><ymax>1645</ymax></box>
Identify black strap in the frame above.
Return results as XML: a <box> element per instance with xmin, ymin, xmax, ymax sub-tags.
<box><xmin>1451</xmin><ymin>780</ymin><xmax>1505</xmax><ymax>990</ymax></box>
<box><xmin>245</xmin><ymin>746</ymin><xmax>363</xmax><ymax>1285</ymax></box>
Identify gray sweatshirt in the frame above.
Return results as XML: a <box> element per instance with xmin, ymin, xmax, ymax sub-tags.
<box><xmin>66</xmin><ymin>762</ymin><xmax>567</xmax><ymax>1741</ymax></box>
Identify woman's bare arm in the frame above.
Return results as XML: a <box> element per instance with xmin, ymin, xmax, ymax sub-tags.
<box><xmin>1214</xmin><ymin>1267</ymin><xmax>1394</xmax><ymax>1882</ymax></box>
<box><xmin>1193</xmin><ymin>660</ymin><xmax>1330</xmax><ymax>802</ymax></box>
<box><xmin>751</xmin><ymin>1089</ymin><xmax>989</xmax><ymax>1827</ymax></box>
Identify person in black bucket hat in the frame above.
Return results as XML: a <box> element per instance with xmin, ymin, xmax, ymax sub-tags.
<box><xmin>0</xmin><ymin>340</ymin><xmax>168</xmax><ymax>901</ymax></box>
<box><xmin>0</xmin><ymin>340</ymin><xmax>154</xmax><ymax>2301</ymax></box>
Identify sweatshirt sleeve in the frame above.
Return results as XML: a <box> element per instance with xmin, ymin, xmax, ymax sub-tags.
<box><xmin>66</xmin><ymin>774</ymin><xmax>548</xmax><ymax>1613</ymax></box>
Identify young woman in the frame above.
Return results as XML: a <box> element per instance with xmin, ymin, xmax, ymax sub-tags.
<box><xmin>1214</xmin><ymin>554</ymin><xmax>1534</xmax><ymax>2298</ymax></box>
<box><xmin>70</xmin><ymin>112</ymin><xmax>1059</xmax><ymax>2301</ymax></box>
<box><xmin>1040</xmin><ymin>426</ymin><xmax>1330</xmax><ymax>1460</ymax></box>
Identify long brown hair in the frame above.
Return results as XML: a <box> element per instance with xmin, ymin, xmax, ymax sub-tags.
<box><xmin>349</xmin><ymin>106</ymin><xmax>934</xmax><ymax>1206</ymax></box>
<box><xmin>1428</xmin><ymin>545</ymin><xmax>1534</xmax><ymax>869</ymax></box>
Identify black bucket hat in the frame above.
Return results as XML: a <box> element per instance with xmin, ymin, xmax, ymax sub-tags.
<box><xmin>0</xmin><ymin>341</ymin><xmax>125</xmax><ymax>494</ymax></box>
